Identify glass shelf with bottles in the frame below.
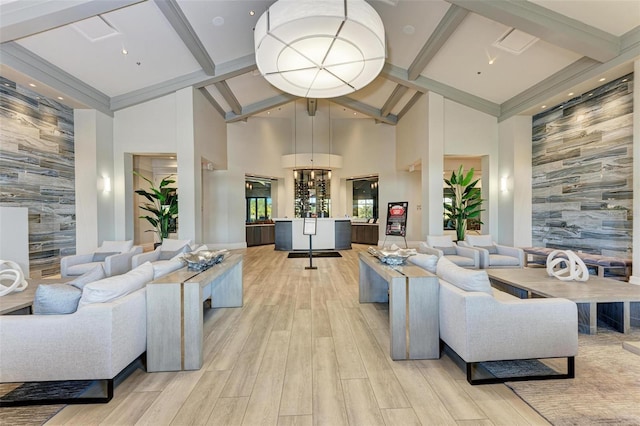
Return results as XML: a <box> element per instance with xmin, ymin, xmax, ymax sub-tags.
<box><xmin>294</xmin><ymin>169</ymin><xmax>331</xmax><ymax>218</ymax></box>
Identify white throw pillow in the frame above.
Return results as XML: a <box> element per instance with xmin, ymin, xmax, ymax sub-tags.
<box><xmin>466</xmin><ymin>234</ymin><xmax>493</xmax><ymax>247</ymax></box>
<box><xmin>78</xmin><ymin>262</ymin><xmax>153</xmax><ymax>308</ymax></box>
<box><xmin>408</xmin><ymin>253</ymin><xmax>438</xmax><ymax>274</ymax></box>
<box><xmin>426</xmin><ymin>235</ymin><xmax>454</xmax><ymax>248</ymax></box>
<box><xmin>161</xmin><ymin>238</ymin><xmax>192</xmax><ymax>252</ymax></box>
<box><xmin>96</xmin><ymin>240</ymin><xmax>134</xmax><ymax>253</ymax></box>
<box><xmin>153</xmin><ymin>259</ymin><xmax>184</xmax><ymax>279</ymax></box>
<box><xmin>436</xmin><ymin>256</ymin><xmax>492</xmax><ymax>295</ymax></box>
<box><xmin>69</xmin><ymin>264</ymin><xmax>106</xmax><ymax>289</ymax></box>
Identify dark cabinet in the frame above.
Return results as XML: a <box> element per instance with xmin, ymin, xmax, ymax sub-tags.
<box><xmin>351</xmin><ymin>224</ymin><xmax>379</xmax><ymax>245</ymax></box>
<box><xmin>246</xmin><ymin>224</ymin><xmax>275</xmax><ymax>246</ymax></box>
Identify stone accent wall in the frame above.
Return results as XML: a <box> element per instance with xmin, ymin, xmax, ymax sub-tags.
<box><xmin>0</xmin><ymin>77</ymin><xmax>75</xmax><ymax>277</ymax></box>
<box><xmin>532</xmin><ymin>73</ymin><xmax>633</xmax><ymax>257</ymax></box>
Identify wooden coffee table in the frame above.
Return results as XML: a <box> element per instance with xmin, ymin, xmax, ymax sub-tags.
<box><xmin>488</xmin><ymin>268</ymin><xmax>640</xmax><ymax>334</ymax></box>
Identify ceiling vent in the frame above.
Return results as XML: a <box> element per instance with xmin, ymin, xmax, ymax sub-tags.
<box><xmin>492</xmin><ymin>28</ymin><xmax>538</xmax><ymax>55</ymax></box>
<box><xmin>72</xmin><ymin>16</ymin><xmax>119</xmax><ymax>42</ymax></box>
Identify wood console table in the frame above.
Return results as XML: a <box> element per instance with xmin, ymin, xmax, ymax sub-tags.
<box><xmin>358</xmin><ymin>252</ymin><xmax>439</xmax><ymax>360</ymax></box>
<box><xmin>146</xmin><ymin>253</ymin><xmax>243</xmax><ymax>372</ymax></box>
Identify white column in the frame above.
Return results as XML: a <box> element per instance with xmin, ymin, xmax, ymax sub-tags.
<box><xmin>630</xmin><ymin>60</ymin><xmax>640</xmax><ymax>285</ymax></box>
<box><xmin>426</xmin><ymin>92</ymin><xmax>445</xmax><ymax>236</ymax></box>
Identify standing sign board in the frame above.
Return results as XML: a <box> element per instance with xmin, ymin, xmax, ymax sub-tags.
<box><xmin>384</xmin><ymin>202</ymin><xmax>408</xmax><ymax>248</ymax></box>
<box><xmin>302</xmin><ymin>217</ymin><xmax>318</xmax><ymax>270</ymax></box>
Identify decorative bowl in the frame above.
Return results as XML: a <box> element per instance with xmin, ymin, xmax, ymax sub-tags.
<box><xmin>367</xmin><ymin>247</ymin><xmax>416</xmax><ymax>265</ymax></box>
<box><xmin>182</xmin><ymin>249</ymin><xmax>227</xmax><ymax>270</ymax></box>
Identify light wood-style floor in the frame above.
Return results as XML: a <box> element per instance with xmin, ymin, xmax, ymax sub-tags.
<box><xmin>47</xmin><ymin>245</ymin><xmax>549</xmax><ymax>426</ymax></box>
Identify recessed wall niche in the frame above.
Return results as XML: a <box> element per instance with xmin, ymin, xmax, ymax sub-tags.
<box><xmin>0</xmin><ymin>77</ymin><xmax>75</xmax><ymax>277</ymax></box>
<box><xmin>531</xmin><ymin>73</ymin><xmax>633</xmax><ymax>257</ymax></box>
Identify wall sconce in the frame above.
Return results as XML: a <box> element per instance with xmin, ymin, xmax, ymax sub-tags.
<box><xmin>500</xmin><ymin>176</ymin><xmax>508</xmax><ymax>193</ymax></box>
<box><xmin>98</xmin><ymin>175</ymin><xmax>111</xmax><ymax>193</ymax></box>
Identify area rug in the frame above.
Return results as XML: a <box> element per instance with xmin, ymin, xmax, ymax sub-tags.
<box><xmin>506</xmin><ymin>327</ymin><xmax>640</xmax><ymax>425</ymax></box>
<box><xmin>287</xmin><ymin>251</ymin><xmax>342</xmax><ymax>258</ymax></box>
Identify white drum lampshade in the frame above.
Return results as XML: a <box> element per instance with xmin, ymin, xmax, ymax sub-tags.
<box><xmin>254</xmin><ymin>0</ymin><xmax>386</xmax><ymax>98</ymax></box>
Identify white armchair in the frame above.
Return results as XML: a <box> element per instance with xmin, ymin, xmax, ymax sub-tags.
<box><xmin>61</xmin><ymin>240</ymin><xmax>142</xmax><ymax>277</ymax></box>
<box><xmin>419</xmin><ymin>235</ymin><xmax>480</xmax><ymax>269</ymax></box>
<box><xmin>459</xmin><ymin>234</ymin><xmax>524</xmax><ymax>269</ymax></box>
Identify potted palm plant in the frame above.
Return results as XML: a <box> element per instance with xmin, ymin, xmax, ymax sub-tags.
<box><xmin>443</xmin><ymin>165</ymin><xmax>483</xmax><ymax>241</ymax></box>
<box><xmin>134</xmin><ymin>171</ymin><xmax>178</xmax><ymax>244</ymax></box>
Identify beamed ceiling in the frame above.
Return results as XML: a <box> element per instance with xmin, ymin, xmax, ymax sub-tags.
<box><xmin>1</xmin><ymin>0</ymin><xmax>639</xmax><ymax>123</ymax></box>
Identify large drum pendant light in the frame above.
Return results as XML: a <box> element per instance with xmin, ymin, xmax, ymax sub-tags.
<box><xmin>254</xmin><ymin>0</ymin><xmax>386</xmax><ymax>98</ymax></box>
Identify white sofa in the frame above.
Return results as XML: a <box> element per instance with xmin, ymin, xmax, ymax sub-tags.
<box><xmin>61</xmin><ymin>240</ymin><xmax>143</xmax><ymax>277</ymax></box>
<box><xmin>0</xmin><ymin>263</ymin><xmax>153</xmax><ymax>405</ymax></box>
<box><xmin>420</xmin><ymin>256</ymin><xmax>578</xmax><ymax>384</ymax></box>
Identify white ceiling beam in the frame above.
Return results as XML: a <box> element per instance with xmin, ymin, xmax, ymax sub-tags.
<box><xmin>380</xmin><ymin>85</ymin><xmax>409</xmax><ymax>117</ymax></box>
<box><xmin>226</xmin><ymin>94</ymin><xmax>298</xmax><ymax>123</ymax></box>
<box><xmin>331</xmin><ymin>97</ymin><xmax>398</xmax><ymax>125</ymax></box>
<box><xmin>198</xmin><ymin>88</ymin><xmax>226</xmax><ymax>118</ymax></box>
<box><xmin>397</xmin><ymin>92</ymin><xmax>424</xmax><ymax>121</ymax></box>
<box><xmin>214</xmin><ymin>81</ymin><xmax>242</xmax><ymax>115</ymax></box>
<box><xmin>0</xmin><ymin>0</ymin><xmax>143</xmax><ymax>43</ymax></box>
<box><xmin>446</xmin><ymin>0</ymin><xmax>620</xmax><ymax>63</ymax></box>
<box><xmin>111</xmin><ymin>55</ymin><xmax>256</xmax><ymax>111</ymax></box>
<box><xmin>0</xmin><ymin>42</ymin><xmax>112</xmax><ymax>116</ymax></box>
<box><xmin>152</xmin><ymin>0</ymin><xmax>216</xmax><ymax>75</ymax></box>
<box><xmin>382</xmin><ymin>63</ymin><xmax>501</xmax><ymax>117</ymax></box>
<box><xmin>407</xmin><ymin>5</ymin><xmax>468</xmax><ymax>81</ymax></box>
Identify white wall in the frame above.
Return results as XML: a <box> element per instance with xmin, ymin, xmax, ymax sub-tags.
<box><xmin>74</xmin><ymin>109</ymin><xmax>114</xmax><ymax>253</ymax></box>
<box><xmin>113</xmin><ymin>93</ymin><xmax>178</xmax><ymax>240</ymax></box>
<box><xmin>442</xmin><ymin>99</ymin><xmax>499</xmax><ymax>239</ymax></box>
<box><xmin>0</xmin><ymin>207</ymin><xmax>29</xmax><ymax>277</ymax></box>
<box><xmin>498</xmin><ymin>116</ymin><xmax>533</xmax><ymax>247</ymax></box>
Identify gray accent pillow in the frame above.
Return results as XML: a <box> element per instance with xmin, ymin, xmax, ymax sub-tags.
<box><xmin>33</xmin><ymin>284</ymin><xmax>82</xmax><ymax>315</ymax></box>
<box><xmin>92</xmin><ymin>252</ymin><xmax>118</xmax><ymax>262</ymax></box>
<box><xmin>478</xmin><ymin>245</ymin><xmax>498</xmax><ymax>254</ymax></box>
<box><xmin>70</xmin><ymin>264</ymin><xmax>106</xmax><ymax>289</ymax></box>
<box><xmin>435</xmin><ymin>246</ymin><xmax>457</xmax><ymax>255</ymax></box>
<box><xmin>158</xmin><ymin>249</ymin><xmax>182</xmax><ymax>260</ymax></box>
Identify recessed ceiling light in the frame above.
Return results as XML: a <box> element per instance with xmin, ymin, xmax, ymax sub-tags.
<box><xmin>266</xmin><ymin>111</ymin><xmax>270</xmax><ymax>114</ymax></box>
<box><xmin>353</xmin><ymin>112</ymin><xmax>357</xmax><ymax>115</ymax></box>
<box><xmin>622</xmin><ymin>78</ymin><xmax>628</xmax><ymax>82</ymax></box>
<box><xmin>29</xmin><ymin>83</ymin><xmax>36</xmax><ymax>87</ymax></box>
<box><xmin>588</xmin><ymin>93</ymin><xmax>594</xmax><ymax>96</ymax></box>
<box><xmin>488</xmin><ymin>59</ymin><xmax>495</xmax><ymax>65</ymax></box>
<box><xmin>57</xmin><ymin>96</ymin><xmax>64</xmax><ymax>100</ymax></box>
<box><xmin>541</xmin><ymin>105</ymin><xmax>547</xmax><ymax>109</ymax></box>
<box><xmin>568</xmin><ymin>92</ymin><xmax>574</xmax><ymax>96</ymax></box>
<box><xmin>4</xmin><ymin>83</ymin><xmax>10</xmax><ymax>87</ymax></box>
<box><xmin>403</xmin><ymin>25</ymin><xmax>415</xmax><ymax>35</ymax></box>
<box><xmin>249</xmin><ymin>10</ymin><xmax>255</xmax><ymax>16</ymax></box>
<box><xmin>121</xmin><ymin>48</ymin><xmax>128</xmax><ymax>55</ymax></box>
<box><xmin>212</xmin><ymin>16</ymin><xmax>224</xmax><ymax>26</ymax></box>
<box><xmin>599</xmin><ymin>78</ymin><xmax>605</xmax><ymax>82</ymax></box>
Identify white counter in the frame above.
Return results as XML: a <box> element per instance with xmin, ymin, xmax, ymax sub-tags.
<box><xmin>274</xmin><ymin>218</ymin><xmax>351</xmax><ymax>251</ymax></box>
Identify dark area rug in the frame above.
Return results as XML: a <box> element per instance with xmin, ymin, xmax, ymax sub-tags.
<box><xmin>287</xmin><ymin>251</ymin><xmax>342</xmax><ymax>258</ymax></box>
<box><xmin>0</xmin><ymin>381</ymin><xmax>94</xmax><ymax>425</ymax></box>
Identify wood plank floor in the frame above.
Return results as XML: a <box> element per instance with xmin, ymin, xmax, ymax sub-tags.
<box><xmin>47</xmin><ymin>245</ymin><xmax>549</xmax><ymax>426</ymax></box>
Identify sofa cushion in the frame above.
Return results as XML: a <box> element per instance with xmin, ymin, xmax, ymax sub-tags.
<box><xmin>446</xmin><ymin>255</ymin><xmax>476</xmax><ymax>267</ymax></box>
<box><xmin>489</xmin><ymin>254</ymin><xmax>521</xmax><ymax>267</ymax></box>
<box><xmin>466</xmin><ymin>234</ymin><xmax>493</xmax><ymax>247</ymax></box>
<box><xmin>152</xmin><ymin>259</ymin><xmax>185</xmax><ymax>279</ymax></box>
<box><xmin>408</xmin><ymin>253</ymin><xmax>438</xmax><ymax>273</ymax></box>
<box><xmin>436</xmin><ymin>256</ymin><xmax>492</xmax><ymax>295</ymax></box>
<box><xmin>92</xmin><ymin>251</ymin><xmax>118</xmax><ymax>262</ymax></box>
<box><xmin>69</xmin><ymin>264</ymin><xmax>106</xmax><ymax>289</ymax></box>
<box><xmin>478</xmin><ymin>245</ymin><xmax>498</xmax><ymax>254</ymax></box>
<box><xmin>66</xmin><ymin>262</ymin><xmax>102</xmax><ymax>276</ymax></box>
<box><xmin>426</xmin><ymin>235</ymin><xmax>454</xmax><ymax>248</ymax></box>
<box><xmin>78</xmin><ymin>262</ymin><xmax>153</xmax><ymax>308</ymax></box>
<box><xmin>96</xmin><ymin>240</ymin><xmax>134</xmax><ymax>253</ymax></box>
<box><xmin>158</xmin><ymin>249</ymin><xmax>184</xmax><ymax>261</ymax></box>
<box><xmin>435</xmin><ymin>246</ymin><xmax>457</xmax><ymax>255</ymax></box>
<box><xmin>33</xmin><ymin>284</ymin><xmax>82</xmax><ymax>315</ymax></box>
<box><xmin>160</xmin><ymin>238</ymin><xmax>191</xmax><ymax>252</ymax></box>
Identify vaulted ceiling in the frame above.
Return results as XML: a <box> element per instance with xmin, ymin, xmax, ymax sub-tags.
<box><xmin>1</xmin><ymin>0</ymin><xmax>638</xmax><ymax>124</ymax></box>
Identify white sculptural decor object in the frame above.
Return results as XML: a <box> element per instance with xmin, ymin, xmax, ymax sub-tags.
<box><xmin>0</xmin><ymin>259</ymin><xmax>28</xmax><ymax>297</ymax></box>
<box><xmin>546</xmin><ymin>250</ymin><xmax>589</xmax><ymax>282</ymax></box>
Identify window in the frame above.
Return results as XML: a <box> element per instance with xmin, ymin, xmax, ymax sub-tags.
<box><xmin>245</xmin><ymin>178</ymin><xmax>272</xmax><ymax>223</ymax></box>
<box><xmin>357</xmin><ymin>199</ymin><xmax>374</xmax><ymax>218</ymax></box>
